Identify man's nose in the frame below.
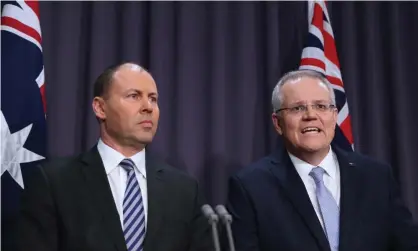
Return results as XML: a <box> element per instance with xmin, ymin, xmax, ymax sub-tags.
<box><xmin>303</xmin><ymin>105</ymin><xmax>317</xmax><ymax>119</ymax></box>
<box><xmin>140</xmin><ymin>99</ymin><xmax>153</xmax><ymax>112</ymax></box>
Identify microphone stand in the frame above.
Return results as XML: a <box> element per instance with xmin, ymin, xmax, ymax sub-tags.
<box><xmin>202</xmin><ymin>204</ymin><xmax>221</xmax><ymax>251</ymax></box>
<box><xmin>215</xmin><ymin>205</ymin><xmax>236</xmax><ymax>251</ymax></box>
<box><xmin>210</xmin><ymin>217</ymin><xmax>221</xmax><ymax>251</ymax></box>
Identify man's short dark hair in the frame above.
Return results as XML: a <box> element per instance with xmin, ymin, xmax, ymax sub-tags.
<box><xmin>93</xmin><ymin>61</ymin><xmax>145</xmax><ymax>98</ymax></box>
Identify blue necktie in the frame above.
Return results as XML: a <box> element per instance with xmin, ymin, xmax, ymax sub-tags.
<box><xmin>120</xmin><ymin>158</ymin><xmax>146</xmax><ymax>251</ymax></box>
<box><xmin>309</xmin><ymin>167</ymin><xmax>339</xmax><ymax>251</ymax></box>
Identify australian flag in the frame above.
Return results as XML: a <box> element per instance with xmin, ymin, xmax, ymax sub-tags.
<box><xmin>299</xmin><ymin>0</ymin><xmax>354</xmax><ymax>151</ymax></box>
<box><xmin>1</xmin><ymin>0</ymin><xmax>47</xmax><ymax>249</ymax></box>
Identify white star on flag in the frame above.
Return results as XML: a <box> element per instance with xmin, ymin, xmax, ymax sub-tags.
<box><xmin>1</xmin><ymin>111</ymin><xmax>45</xmax><ymax>188</ymax></box>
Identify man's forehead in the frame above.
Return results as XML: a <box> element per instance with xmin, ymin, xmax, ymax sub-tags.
<box><xmin>282</xmin><ymin>77</ymin><xmax>331</xmax><ymax>102</ymax></box>
<box><xmin>284</xmin><ymin>77</ymin><xmax>329</xmax><ymax>93</ymax></box>
<box><xmin>286</xmin><ymin>76</ymin><xmax>327</xmax><ymax>87</ymax></box>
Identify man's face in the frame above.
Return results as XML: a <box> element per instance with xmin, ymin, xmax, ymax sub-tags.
<box><xmin>272</xmin><ymin>77</ymin><xmax>337</xmax><ymax>154</ymax></box>
<box><xmin>94</xmin><ymin>64</ymin><xmax>160</xmax><ymax>147</ymax></box>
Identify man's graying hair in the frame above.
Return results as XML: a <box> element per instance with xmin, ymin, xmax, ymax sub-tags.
<box><xmin>271</xmin><ymin>69</ymin><xmax>336</xmax><ymax>113</ymax></box>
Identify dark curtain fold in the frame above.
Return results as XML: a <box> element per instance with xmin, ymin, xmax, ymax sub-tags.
<box><xmin>39</xmin><ymin>1</ymin><xmax>418</xmax><ymax>219</ymax></box>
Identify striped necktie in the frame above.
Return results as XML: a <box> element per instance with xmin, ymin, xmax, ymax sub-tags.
<box><xmin>309</xmin><ymin>166</ymin><xmax>339</xmax><ymax>251</ymax></box>
<box><xmin>120</xmin><ymin>158</ymin><xmax>146</xmax><ymax>251</ymax></box>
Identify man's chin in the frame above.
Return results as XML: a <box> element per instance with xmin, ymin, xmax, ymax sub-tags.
<box><xmin>135</xmin><ymin>134</ymin><xmax>155</xmax><ymax>145</ymax></box>
<box><xmin>299</xmin><ymin>144</ymin><xmax>330</xmax><ymax>153</ymax></box>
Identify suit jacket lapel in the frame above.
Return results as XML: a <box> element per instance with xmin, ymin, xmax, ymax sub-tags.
<box><xmin>268</xmin><ymin>148</ymin><xmax>331</xmax><ymax>251</ymax></box>
<box><xmin>80</xmin><ymin>146</ymin><xmax>127</xmax><ymax>251</ymax></box>
<box><xmin>333</xmin><ymin>147</ymin><xmax>363</xmax><ymax>251</ymax></box>
<box><xmin>143</xmin><ymin>152</ymin><xmax>165</xmax><ymax>250</ymax></box>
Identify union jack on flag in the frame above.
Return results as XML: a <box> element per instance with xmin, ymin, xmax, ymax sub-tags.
<box><xmin>299</xmin><ymin>0</ymin><xmax>354</xmax><ymax>151</ymax></box>
<box><xmin>1</xmin><ymin>0</ymin><xmax>47</xmax><ymax>248</ymax></box>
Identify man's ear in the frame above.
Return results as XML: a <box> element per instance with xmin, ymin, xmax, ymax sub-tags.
<box><xmin>92</xmin><ymin>97</ymin><xmax>106</xmax><ymax>120</ymax></box>
<box><xmin>271</xmin><ymin>113</ymin><xmax>283</xmax><ymax>135</ymax></box>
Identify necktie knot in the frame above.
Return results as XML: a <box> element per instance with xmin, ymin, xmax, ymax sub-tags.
<box><xmin>309</xmin><ymin>166</ymin><xmax>326</xmax><ymax>184</ymax></box>
<box><xmin>120</xmin><ymin>158</ymin><xmax>135</xmax><ymax>172</ymax></box>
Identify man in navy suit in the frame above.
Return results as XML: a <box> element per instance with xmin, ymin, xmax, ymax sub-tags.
<box><xmin>226</xmin><ymin>69</ymin><xmax>418</xmax><ymax>251</ymax></box>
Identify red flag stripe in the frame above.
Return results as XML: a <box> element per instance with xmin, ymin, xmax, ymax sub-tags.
<box><xmin>301</xmin><ymin>58</ymin><xmax>326</xmax><ymax>71</ymax></box>
<box><xmin>326</xmin><ymin>75</ymin><xmax>344</xmax><ymax>88</ymax></box>
<box><xmin>1</xmin><ymin>16</ymin><xmax>42</xmax><ymax>44</ymax></box>
<box><xmin>39</xmin><ymin>84</ymin><xmax>46</xmax><ymax>113</ymax></box>
<box><xmin>24</xmin><ymin>0</ymin><xmax>40</xmax><ymax>20</ymax></box>
<box><xmin>339</xmin><ymin>116</ymin><xmax>354</xmax><ymax>144</ymax></box>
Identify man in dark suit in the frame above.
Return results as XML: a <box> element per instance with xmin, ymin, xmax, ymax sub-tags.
<box><xmin>226</xmin><ymin>69</ymin><xmax>418</xmax><ymax>251</ymax></box>
<box><xmin>16</xmin><ymin>62</ymin><xmax>212</xmax><ymax>251</ymax></box>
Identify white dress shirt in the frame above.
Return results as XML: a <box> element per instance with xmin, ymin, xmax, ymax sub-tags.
<box><xmin>97</xmin><ymin>139</ymin><xmax>148</xmax><ymax>228</ymax></box>
<box><xmin>288</xmin><ymin>147</ymin><xmax>340</xmax><ymax>229</ymax></box>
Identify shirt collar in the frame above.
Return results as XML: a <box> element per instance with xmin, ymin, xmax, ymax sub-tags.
<box><xmin>97</xmin><ymin>138</ymin><xmax>146</xmax><ymax>178</ymax></box>
<box><xmin>288</xmin><ymin>147</ymin><xmax>337</xmax><ymax>180</ymax></box>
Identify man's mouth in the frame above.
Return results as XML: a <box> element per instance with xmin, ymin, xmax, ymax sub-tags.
<box><xmin>301</xmin><ymin>127</ymin><xmax>321</xmax><ymax>134</ymax></box>
<box><xmin>139</xmin><ymin>120</ymin><xmax>153</xmax><ymax>126</ymax></box>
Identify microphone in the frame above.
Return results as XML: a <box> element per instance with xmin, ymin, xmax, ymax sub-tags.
<box><xmin>201</xmin><ymin>204</ymin><xmax>221</xmax><ymax>251</ymax></box>
<box><xmin>215</xmin><ymin>205</ymin><xmax>235</xmax><ymax>251</ymax></box>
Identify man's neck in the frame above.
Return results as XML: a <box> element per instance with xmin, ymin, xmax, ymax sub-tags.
<box><xmin>287</xmin><ymin>146</ymin><xmax>331</xmax><ymax>166</ymax></box>
<box><xmin>100</xmin><ymin>134</ymin><xmax>145</xmax><ymax>157</ymax></box>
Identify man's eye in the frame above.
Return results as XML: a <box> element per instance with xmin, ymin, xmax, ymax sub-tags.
<box><xmin>291</xmin><ymin>106</ymin><xmax>304</xmax><ymax>112</ymax></box>
<box><xmin>150</xmin><ymin>97</ymin><xmax>158</xmax><ymax>102</ymax></box>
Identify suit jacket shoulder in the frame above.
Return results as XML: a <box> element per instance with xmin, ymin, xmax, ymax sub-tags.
<box><xmin>35</xmin><ymin>155</ymin><xmax>83</xmax><ymax>178</ymax></box>
<box><xmin>233</xmin><ymin>154</ymin><xmax>276</xmax><ymax>182</ymax></box>
<box><xmin>338</xmin><ymin>148</ymin><xmax>394</xmax><ymax>183</ymax></box>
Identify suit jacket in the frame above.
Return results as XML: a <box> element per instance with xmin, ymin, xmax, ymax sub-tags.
<box><xmin>226</xmin><ymin>146</ymin><xmax>418</xmax><ymax>251</ymax></box>
<box><xmin>15</xmin><ymin>146</ymin><xmax>213</xmax><ymax>251</ymax></box>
